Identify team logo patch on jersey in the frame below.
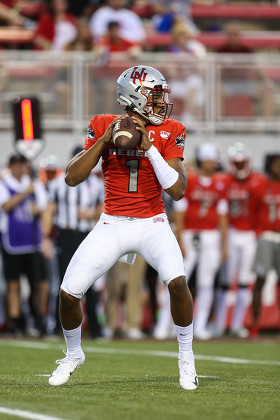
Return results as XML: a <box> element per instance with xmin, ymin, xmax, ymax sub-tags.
<box><xmin>160</xmin><ymin>131</ymin><xmax>171</xmax><ymax>139</ymax></box>
<box><xmin>86</xmin><ymin>127</ymin><xmax>95</xmax><ymax>140</ymax></box>
<box><xmin>175</xmin><ymin>133</ymin><xmax>186</xmax><ymax>148</ymax></box>
<box><xmin>153</xmin><ymin>216</ymin><xmax>165</xmax><ymax>223</ymax></box>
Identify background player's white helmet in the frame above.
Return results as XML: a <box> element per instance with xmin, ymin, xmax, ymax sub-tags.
<box><xmin>228</xmin><ymin>142</ymin><xmax>252</xmax><ymax>180</ymax></box>
<box><xmin>117</xmin><ymin>66</ymin><xmax>173</xmax><ymax>125</ymax></box>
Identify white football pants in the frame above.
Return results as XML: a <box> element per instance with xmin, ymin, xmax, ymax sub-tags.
<box><xmin>61</xmin><ymin>212</ymin><xmax>185</xmax><ymax>298</ymax></box>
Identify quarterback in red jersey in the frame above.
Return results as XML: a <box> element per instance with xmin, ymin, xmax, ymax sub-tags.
<box><xmin>83</xmin><ymin>113</ymin><xmax>187</xmax><ymax>217</ymax></box>
<box><xmin>48</xmin><ymin>66</ymin><xmax>198</xmax><ymax>390</ymax></box>
<box><xmin>175</xmin><ymin>143</ymin><xmax>228</xmax><ymax>340</ymax></box>
<box><xmin>214</xmin><ymin>143</ymin><xmax>266</xmax><ymax>338</ymax></box>
<box><xmin>250</xmin><ymin>154</ymin><xmax>280</xmax><ymax>338</ymax></box>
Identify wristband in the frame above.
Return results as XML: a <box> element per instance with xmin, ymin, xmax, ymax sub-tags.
<box><xmin>146</xmin><ymin>145</ymin><xmax>179</xmax><ymax>190</ymax></box>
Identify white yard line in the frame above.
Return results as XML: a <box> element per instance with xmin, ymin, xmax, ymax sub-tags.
<box><xmin>0</xmin><ymin>340</ymin><xmax>279</xmax><ymax>366</ymax></box>
<box><xmin>36</xmin><ymin>374</ymin><xmax>50</xmax><ymax>377</ymax></box>
<box><xmin>83</xmin><ymin>346</ymin><xmax>280</xmax><ymax>366</ymax></box>
<box><xmin>0</xmin><ymin>407</ymin><xmax>68</xmax><ymax>420</ymax></box>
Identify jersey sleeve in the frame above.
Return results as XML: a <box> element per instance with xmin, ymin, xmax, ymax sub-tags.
<box><xmin>161</xmin><ymin>120</ymin><xmax>186</xmax><ymax>161</ymax></box>
<box><xmin>83</xmin><ymin>115</ymin><xmax>104</xmax><ymax>150</ymax></box>
<box><xmin>83</xmin><ymin>114</ymin><xmax>118</xmax><ymax>150</ymax></box>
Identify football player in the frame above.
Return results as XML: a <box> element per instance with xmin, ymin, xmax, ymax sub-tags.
<box><xmin>250</xmin><ymin>153</ymin><xmax>280</xmax><ymax>338</ymax></box>
<box><xmin>175</xmin><ymin>143</ymin><xmax>228</xmax><ymax>340</ymax></box>
<box><xmin>214</xmin><ymin>143</ymin><xmax>266</xmax><ymax>338</ymax></box>
<box><xmin>48</xmin><ymin>66</ymin><xmax>198</xmax><ymax>390</ymax></box>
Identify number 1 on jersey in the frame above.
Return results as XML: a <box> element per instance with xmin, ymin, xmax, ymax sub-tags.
<box><xmin>126</xmin><ymin>159</ymin><xmax>139</xmax><ymax>192</ymax></box>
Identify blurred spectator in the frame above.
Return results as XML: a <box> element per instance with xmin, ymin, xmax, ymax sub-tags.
<box><xmin>174</xmin><ymin>143</ymin><xmax>228</xmax><ymax>340</ymax></box>
<box><xmin>33</xmin><ymin>0</ymin><xmax>77</xmax><ymax>51</ymax></box>
<box><xmin>216</xmin><ymin>22</ymin><xmax>252</xmax><ymax>55</ymax></box>
<box><xmin>24</xmin><ymin>160</ymin><xmax>50</xmax><ymax>335</ymax></box>
<box><xmin>168</xmin><ymin>22</ymin><xmax>206</xmax><ymax>125</ymax></box>
<box><xmin>64</xmin><ymin>17</ymin><xmax>94</xmax><ymax>51</ymax></box>
<box><xmin>38</xmin><ymin>154</ymin><xmax>62</xmax><ymax>335</ymax></box>
<box><xmin>250</xmin><ymin>153</ymin><xmax>280</xmax><ymax>339</ymax></box>
<box><xmin>91</xmin><ymin>18</ymin><xmax>142</xmax><ymax>115</ymax></box>
<box><xmin>94</xmin><ymin>20</ymin><xmax>141</xmax><ymax>57</ymax></box>
<box><xmin>151</xmin><ymin>0</ymin><xmax>196</xmax><ymax>34</ymax></box>
<box><xmin>169</xmin><ymin>21</ymin><xmax>206</xmax><ymax>57</ymax></box>
<box><xmin>0</xmin><ymin>154</ymin><xmax>48</xmax><ymax>336</ymax></box>
<box><xmin>214</xmin><ymin>143</ymin><xmax>266</xmax><ymax>338</ymax></box>
<box><xmin>215</xmin><ymin>22</ymin><xmax>275</xmax><ymax>120</ymax></box>
<box><xmin>89</xmin><ymin>0</ymin><xmax>146</xmax><ymax>44</ymax></box>
<box><xmin>42</xmin><ymin>146</ymin><xmax>105</xmax><ymax>337</ymax></box>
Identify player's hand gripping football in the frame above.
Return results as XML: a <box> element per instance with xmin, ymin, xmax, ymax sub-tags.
<box><xmin>131</xmin><ymin>116</ymin><xmax>152</xmax><ymax>151</ymax></box>
<box><xmin>101</xmin><ymin>115</ymin><xmax>127</xmax><ymax>144</ymax></box>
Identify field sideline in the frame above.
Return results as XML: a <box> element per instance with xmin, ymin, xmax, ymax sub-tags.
<box><xmin>0</xmin><ymin>337</ymin><xmax>279</xmax><ymax>420</ymax></box>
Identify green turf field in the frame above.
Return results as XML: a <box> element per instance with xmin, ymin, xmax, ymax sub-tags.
<box><xmin>0</xmin><ymin>338</ymin><xmax>279</xmax><ymax>420</ymax></box>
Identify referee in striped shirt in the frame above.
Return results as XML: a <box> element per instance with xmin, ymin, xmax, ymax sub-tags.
<box><xmin>42</xmin><ymin>146</ymin><xmax>104</xmax><ymax>337</ymax></box>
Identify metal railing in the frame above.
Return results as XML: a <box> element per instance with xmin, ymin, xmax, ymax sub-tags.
<box><xmin>0</xmin><ymin>51</ymin><xmax>279</xmax><ymax>134</ymax></box>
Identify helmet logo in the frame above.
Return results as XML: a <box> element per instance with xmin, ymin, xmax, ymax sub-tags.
<box><xmin>130</xmin><ymin>67</ymin><xmax>147</xmax><ymax>84</ymax></box>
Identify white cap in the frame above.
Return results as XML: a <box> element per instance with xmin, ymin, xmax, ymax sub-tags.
<box><xmin>197</xmin><ymin>143</ymin><xmax>219</xmax><ymax>161</ymax></box>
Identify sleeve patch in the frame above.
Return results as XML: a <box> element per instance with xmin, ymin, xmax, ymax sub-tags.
<box><xmin>86</xmin><ymin>127</ymin><xmax>95</xmax><ymax>140</ymax></box>
<box><xmin>175</xmin><ymin>132</ymin><xmax>186</xmax><ymax>148</ymax></box>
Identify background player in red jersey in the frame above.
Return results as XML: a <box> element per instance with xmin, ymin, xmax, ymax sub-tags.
<box><xmin>250</xmin><ymin>154</ymin><xmax>280</xmax><ymax>338</ymax></box>
<box><xmin>214</xmin><ymin>143</ymin><xmax>266</xmax><ymax>338</ymax></box>
<box><xmin>48</xmin><ymin>66</ymin><xmax>198</xmax><ymax>390</ymax></box>
<box><xmin>175</xmin><ymin>143</ymin><xmax>228</xmax><ymax>340</ymax></box>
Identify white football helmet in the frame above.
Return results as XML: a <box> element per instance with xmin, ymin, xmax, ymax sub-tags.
<box><xmin>228</xmin><ymin>142</ymin><xmax>252</xmax><ymax>180</ymax></box>
<box><xmin>117</xmin><ymin>66</ymin><xmax>173</xmax><ymax>125</ymax></box>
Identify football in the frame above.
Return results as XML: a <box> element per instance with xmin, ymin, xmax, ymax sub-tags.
<box><xmin>112</xmin><ymin>117</ymin><xmax>141</xmax><ymax>150</ymax></box>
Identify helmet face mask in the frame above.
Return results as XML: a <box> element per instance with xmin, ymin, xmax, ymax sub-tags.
<box><xmin>117</xmin><ymin>66</ymin><xmax>173</xmax><ymax>125</ymax></box>
<box><xmin>228</xmin><ymin>142</ymin><xmax>252</xmax><ymax>180</ymax></box>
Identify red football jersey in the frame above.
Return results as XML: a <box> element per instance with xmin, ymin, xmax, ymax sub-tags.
<box><xmin>182</xmin><ymin>172</ymin><xmax>227</xmax><ymax>230</ymax></box>
<box><xmin>83</xmin><ymin>114</ymin><xmax>185</xmax><ymax>217</ymax></box>
<box><xmin>224</xmin><ymin>172</ymin><xmax>266</xmax><ymax>231</ymax></box>
<box><xmin>253</xmin><ymin>178</ymin><xmax>280</xmax><ymax>234</ymax></box>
